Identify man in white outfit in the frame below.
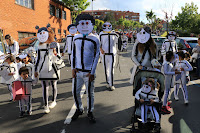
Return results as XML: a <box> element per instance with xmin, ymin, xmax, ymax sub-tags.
<box><xmin>62</xmin><ymin>24</ymin><xmax>77</xmax><ymax>64</ymax></box>
<box><xmin>99</xmin><ymin>22</ymin><xmax>119</xmax><ymax>91</ymax></box>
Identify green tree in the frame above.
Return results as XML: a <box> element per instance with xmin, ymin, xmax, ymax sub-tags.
<box><xmin>117</xmin><ymin>16</ymin><xmax>125</xmax><ymax>30</ymax></box>
<box><xmin>62</xmin><ymin>0</ymin><xmax>90</xmax><ymax>23</ymax></box>
<box><xmin>95</xmin><ymin>19</ymin><xmax>104</xmax><ymax>32</ymax></box>
<box><xmin>146</xmin><ymin>9</ymin><xmax>156</xmax><ymax>24</ymax></box>
<box><xmin>170</xmin><ymin>2</ymin><xmax>200</xmax><ymax>35</ymax></box>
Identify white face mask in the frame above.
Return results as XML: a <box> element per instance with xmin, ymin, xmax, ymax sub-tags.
<box><xmin>137</xmin><ymin>28</ymin><xmax>150</xmax><ymax>43</ymax></box>
<box><xmin>142</xmin><ymin>84</ymin><xmax>152</xmax><ymax>93</ymax></box>
<box><xmin>168</xmin><ymin>35</ymin><xmax>175</xmax><ymax>41</ymax></box>
<box><xmin>69</xmin><ymin>26</ymin><xmax>77</xmax><ymax>35</ymax></box>
<box><xmin>103</xmin><ymin>22</ymin><xmax>112</xmax><ymax>32</ymax></box>
<box><xmin>77</xmin><ymin>20</ymin><xmax>94</xmax><ymax>35</ymax></box>
<box><xmin>37</xmin><ymin>30</ymin><xmax>49</xmax><ymax>43</ymax></box>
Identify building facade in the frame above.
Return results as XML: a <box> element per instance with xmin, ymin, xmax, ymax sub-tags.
<box><xmin>0</xmin><ymin>0</ymin><xmax>71</xmax><ymax>41</ymax></box>
<box><xmin>82</xmin><ymin>10</ymin><xmax>140</xmax><ymax>22</ymax></box>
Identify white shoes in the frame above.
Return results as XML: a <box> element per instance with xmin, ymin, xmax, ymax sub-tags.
<box><xmin>184</xmin><ymin>100</ymin><xmax>189</xmax><ymax>105</ymax></box>
<box><xmin>44</xmin><ymin>106</ymin><xmax>50</xmax><ymax>114</ymax></box>
<box><xmin>49</xmin><ymin>101</ymin><xmax>57</xmax><ymax>109</ymax></box>
<box><xmin>110</xmin><ymin>86</ymin><xmax>115</xmax><ymax>91</ymax></box>
<box><xmin>174</xmin><ymin>95</ymin><xmax>179</xmax><ymax>101</ymax></box>
<box><xmin>106</xmin><ymin>84</ymin><xmax>110</xmax><ymax>88</ymax></box>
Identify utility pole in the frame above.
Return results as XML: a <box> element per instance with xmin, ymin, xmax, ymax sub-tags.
<box><xmin>92</xmin><ymin>0</ymin><xmax>94</xmax><ymax>16</ymax></box>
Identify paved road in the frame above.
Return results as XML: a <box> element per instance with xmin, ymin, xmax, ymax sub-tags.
<box><xmin>0</xmin><ymin>44</ymin><xmax>200</xmax><ymax>133</ymax></box>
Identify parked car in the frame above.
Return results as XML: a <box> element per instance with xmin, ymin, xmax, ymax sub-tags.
<box><xmin>152</xmin><ymin>36</ymin><xmax>166</xmax><ymax>60</ymax></box>
<box><xmin>57</xmin><ymin>38</ymin><xmax>66</xmax><ymax>53</ymax></box>
<box><xmin>175</xmin><ymin>37</ymin><xmax>198</xmax><ymax>54</ymax></box>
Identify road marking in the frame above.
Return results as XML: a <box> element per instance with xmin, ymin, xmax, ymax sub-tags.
<box><xmin>180</xmin><ymin>119</ymin><xmax>193</xmax><ymax>133</ymax></box>
<box><xmin>64</xmin><ymin>85</ymin><xmax>86</xmax><ymax>125</ymax></box>
<box><xmin>190</xmin><ymin>81</ymin><xmax>200</xmax><ymax>87</ymax></box>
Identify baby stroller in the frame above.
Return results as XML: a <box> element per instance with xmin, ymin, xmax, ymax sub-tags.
<box><xmin>130</xmin><ymin>70</ymin><xmax>165</xmax><ymax>133</ymax></box>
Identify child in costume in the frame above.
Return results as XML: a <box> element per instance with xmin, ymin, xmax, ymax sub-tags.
<box><xmin>16</xmin><ymin>56</ymin><xmax>22</xmax><ymax>71</ymax></box>
<box><xmin>71</xmin><ymin>14</ymin><xmax>100</xmax><ymax>123</ymax></box>
<box><xmin>0</xmin><ymin>55</ymin><xmax>18</xmax><ymax>101</ymax></box>
<box><xmin>19</xmin><ymin>54</ymin><xmax>35</xmax><ymax>79</ymax></box>
<box><xmin>14</xmin><ymin>67</ymin><xmax>38</xmax><ymax>117</ymax></box>
<box><xmin>62</xmin><ymin>24</ymin><xmax>77</xmax><ymax>65</ymax></box>
<box><xmin>174</xmin><ymin>51</ymin><xmax>193</xmax><ymax>104</ymax></box>
<box><xmin>161</xmin><ymin>51</ymin><xmax>180</xmax><ymax>114</ymax></box>
<box><xmin>135</xmin><ymin>78</ymin><xmax>160</xmax><ymax>131</ymax></box>
<box><xmin>99</xmin><ymin>22</ymin><xmax>119</xmax><ymax>91</ymax></box>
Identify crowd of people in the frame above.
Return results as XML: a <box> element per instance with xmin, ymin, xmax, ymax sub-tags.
<box><xmin>0</xmin><ymin>13</ymin><xmax>198</xmax><ymax>132</ymax></box>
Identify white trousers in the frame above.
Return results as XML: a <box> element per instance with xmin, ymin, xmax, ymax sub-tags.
<box><xmin>7</xmin><ymin>84</ymin><xmax>13</xmax><ymax>100</ymax></box>
<box><xmin>102</xmin><ymin>54</ymin><xmax>116</xmax><ymax>86</ymax></box>
<box><xmin>19</xmin><ymin>95</ymin><xmax>32</xmax><ymax>112</ymax></box>
<box><xmin>163</xmin><ymin>87</ymin><xmax>171</xmax><ymax>106</ymax></box>
<box><xmin>72</xmin><ymin>72</ymin><xmax>95</xmax><ymax>112</ymax></box>
<box><xmin>41</xmin><ymin>80</ymin><xmax>58</xmax><ymax>106</ymax></box>
<box><xmin>174</xmin><ymin>83</ymin><xmax>188</xmax><ymax>101</ymax></box>
<box><xmin>141</xmin><ymin>104</ymin><xmax>160</xmax><ymax>123</ymax></box>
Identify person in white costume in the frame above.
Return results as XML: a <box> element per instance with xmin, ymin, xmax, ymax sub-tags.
<box><xmin>4</xmin><ymin>34</ymin><xmax>19</xmax><ymax>56</ymax></box>
<box><xmin>174</xmin><ymin>51</ymin><xmax>193</xmax><ymax>104</ymax></box>
<box><xmin>62</xmin><ymin>24</ymin><xmax>77</xmax><ymax>64</ymax></box>
<box><xmin>99</xmin><ymin>22</ymin><xmax>119</xmax><ymax>91</ymax></box>
<box><xmin>161</xmin><ymin>31</ymin><xmax>178</xmax><ymax>62</ymax></box>
<box><xmin>71</xmin><ymin>14</ymin><xmax>100</xmax><ymax>123</ymax></box>
<box><xmin>34</xmin><ymin>24</ymin><xmax>65</xmax><ymax>113</ymax></box>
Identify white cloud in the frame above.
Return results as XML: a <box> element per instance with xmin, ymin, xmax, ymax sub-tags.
<box><xmin>86</xmin><ymin>0</ymin><xmax>200</xmax><ymax>23</ymax></box>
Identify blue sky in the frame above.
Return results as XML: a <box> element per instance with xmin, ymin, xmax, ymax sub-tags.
<box><xmin>86</xmin><ymin>0</ymin><xmax>200</xmax><ymax>23</ymax></box>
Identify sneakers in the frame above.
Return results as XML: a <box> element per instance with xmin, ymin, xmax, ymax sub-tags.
<box><xmin>72</xmin><ymin>109</ymin><xmax>84</xmax><ymax>120</ymax></box>
<box><xmin>87</xmin><ymin>112</ymin><xmax>96</xmax><ymax>123</ymax></box>
<box><xmin>110</xmin><ymin>86</ymin><xmax>115</xmax><ymax>91</ymax></box>
<box><xmin>26</xmin><ymin>111</ymin><xmax>32</xmax><ymax>116</ymax></box>
<box><xmin>184</xmin><ymin>100</ymin><xmax>189</xmax><ymax>105</ymax></box>
<box><xmin>19</xmin><ymin>111</ymin><xmax>25</xmax><ymax>118</ymax></box>
<box><xmin>49</xmin><ymin>101</ymin><xmax>57</xmax><ymax>109</ymax></box>
<box><xmin>44</xmin><ymin>106</ymin><xmax>50</xmax><ymax>114</ymax></box>
<box><xmin>161</xmin><ymin>106</ymin><xmax>171</xmax><ymax>114</ymax></box>
<box><xmin>174</xmin><ymin>95</ymin><xmax>179</xmax><ymax>101</ymax></box>
<box><xmin>106</xmin><ymin>84</ymin><xmax>110</xmax><ymax>89</ymax></box>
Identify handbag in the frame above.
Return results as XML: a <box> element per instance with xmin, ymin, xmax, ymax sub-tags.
<box><xmin>12</xmin><ymin>81</ymin><xmax>25</xmax><ymax>101</ymax></box>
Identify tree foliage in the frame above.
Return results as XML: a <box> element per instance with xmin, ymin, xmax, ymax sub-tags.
<box><xmin>62</xmin><ymin>0</ymin><xmax>90</xmax><ymax>23</ymax></box>
<box><xmin>95</xmin><ymin>19</ymin><xmax>104</xmax><ymax>32</ymax></box>
<box><xmin>170</xmin><ymin>2</ymin><xmax>200</xmax><ymax>35</ymax></box>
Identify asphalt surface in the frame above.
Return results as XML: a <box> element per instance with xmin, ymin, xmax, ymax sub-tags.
<box><xmin>0</xmin><ymin>44</ymin><xmax>200</xmax><ymax>133</ymax></box>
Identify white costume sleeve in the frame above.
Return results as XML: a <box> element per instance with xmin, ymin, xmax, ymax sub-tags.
<box><xmin>183</xmin><ymin>60</ymin><xmax>193</xmax><ymax>71</ymax></box>
<box><xmin>63</xmin><ymin>38</ymin><xmax>68</xmax><ymax>54</ymax></box>
<box><xmin>71</xmin><ymin>42</ymin><xmax>75</xmax><ymax>70</ymax></box>
<box><xmin>131</xmin><ymin>40</ymin><xmax>140</xmax><ymax>66</ymax></box>
<box><xmin>13</xmin><ymin>41</ymin><xmax>19</xmax><ymax>55</ymax></box>
<box><xmin>91</xmin><ymin>38</ymin><xmax>100</xmax><ymax>75</ymax></box>
<box><xmin>135</xmin><ymin>88</ymin><xmax>142</xmax><ymax>100</ymax></box>
<box><xmin>163</xmin><ymin>63</ymin><xmax>175</xmax><ymax>75</ymax></box>
<box><xmin>57</xmin><ymin>43</ymin><xmax>61</xmax><ymax>56</ymax></box>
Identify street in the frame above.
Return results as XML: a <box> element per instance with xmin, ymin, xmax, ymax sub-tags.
<box><xmin>0</xmin><ymin>44</ymin><xmax>200</xmax><ymax>133</ymax></box>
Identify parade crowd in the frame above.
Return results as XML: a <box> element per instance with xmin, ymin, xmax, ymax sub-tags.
<box><xmin>0</xmin><ymin>13</ymin><xmax>198</xmax><ymax>132</ymax></box>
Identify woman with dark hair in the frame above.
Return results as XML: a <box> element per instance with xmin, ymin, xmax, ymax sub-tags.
<box><xmin>130</xmin><ymin>27</ymin><xmax>157</xmax><ymax>84</ymax></box>
<box><xmin>4</xmin><ymin>34</ymin><xmax>19</xmax><ymax>56</ymax></box>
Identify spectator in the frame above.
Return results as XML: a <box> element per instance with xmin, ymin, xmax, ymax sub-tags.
<box><xmin>193</xmin><ymin>38</ymin><xmax>200</xmax><ymax>77</ymax></box>
<box><xmin>4</xmin><ymin>34</ymin><xmax>19</xmax><ymax>56</ymax></box>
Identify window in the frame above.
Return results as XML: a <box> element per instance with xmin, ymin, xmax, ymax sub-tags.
<box><xmin>63</xmin><ymin>30</ymin><xmax>66</xmax><ymax>35</ymax></box>
<box><xmin>15</xmin><ymin>0</ymin><xmax>34</xmax><ymax>9</ymax></box>
<box><xmin>56</xmin><ymin>8</ymin><xmax>61</xmax><ymax>18</ymax></box>
<box><xmin>50</xmin><ymin>4</ymin><xmax>55</xmax><ymax>16</ymax></box>
<box><xmin>125</xmin><ymin>15</ymin><xmax>129</xmax><ymax>19</ymax></box>
<box><xmin>58</xmin><ymin>29</ymin><xmax>61</xmax><ymax>34</ymax></box>
<box><xmin>52</xmin><ymin>28</ymin><xmax>55</xmax><ymax>33</ymax></box>
<box><xmin>18</xmin><ymin>32</ymin><xmax>36</xmax><ymax>40</ymax></box>
<box><xmin>62</xmin><ymin>10</ymin><xmax>66</xmax><ymax>20</ymax></box>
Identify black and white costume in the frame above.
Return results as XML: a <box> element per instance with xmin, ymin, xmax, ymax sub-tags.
<box><xmin>35</xmin><ymin>24</ymin><xmax>64</xmax><ymax>113</ymax></box>
<box><xmin>161</xmin><ymin>31</ymin><xmax>178</xmax><ymax>62</ymax></box>
<box><xmin>71</xmin><ymin>33</ymin><xmax>100</xmax><ymax>112</ymax></box>
<box><xmin>130</xmin><ymin>27</ymin><xmax>157</xmax><ymax>84</ymax></box>
<box><xmin>0</xmin><ymin>62</ymin><xmax>18</xmax><ymax>100</ymax></box>
<box><xmin>14</xmin><ymin>76</ymin><xmax>38</xmax><ymax>113</ymax></box>
<box><xmin>174</xmin><ymin>60</ymin><xmax>192</xmax><ymax>103</ymax></box>
<box><xmin>135</xmin><ymin>84</ymin><xmax>160</xmax><ymax>123</ymax></box>
<box><xmin>63</xmin><ymin>24</ymin><xmax>77</xmax><ymax>64</ymax></box>
<box><xmin>5</xmin><ymin>41</ymin><xmax>19</xmax><ymax>56</ymax></box>
<box><xmin>99</xmin><ymin>22</ymin><xmax>118</xmax><ymax>89</ymax></box>
<box><xmin>21</xmin><ymin>63</ymin><xmax>35</xmax><ymax>79</ymax></box>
